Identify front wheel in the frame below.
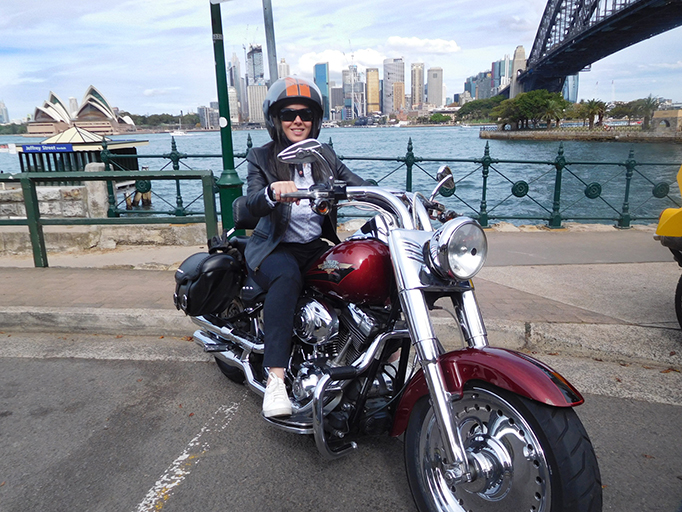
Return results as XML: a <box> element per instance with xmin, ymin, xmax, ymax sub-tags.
<box><xmin>405</xmin><ymin>383</ymin><xmax>602</xmax><ymax>512</ymax></box>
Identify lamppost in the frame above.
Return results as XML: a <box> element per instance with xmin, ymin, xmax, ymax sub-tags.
<box><xmin>210</xmin><ymin>0</ymin><xmax>243</xmax><ymax>231</ymax></box>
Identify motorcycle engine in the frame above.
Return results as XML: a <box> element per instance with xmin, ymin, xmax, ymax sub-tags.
<box><xmin>292</xmin><ymin>297</ymin><xmax>383</xmax><ymax>401</ymax></box>
<box><xmin>293</xmin><ymin>297</ymin><xmax>339</xmax><ymax>346</ymax></box>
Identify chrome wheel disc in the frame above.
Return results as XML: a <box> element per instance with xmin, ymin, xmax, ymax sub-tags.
<box><xmin>418</xmin><ymin>386</ymin><xmax>551</xmax><ymax>511</ymax></box>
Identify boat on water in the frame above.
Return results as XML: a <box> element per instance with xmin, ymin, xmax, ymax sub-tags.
<box><xmin>170</xmin><ymin>110</ymin><xmax>189</xmax><ymax>136</ymax></box>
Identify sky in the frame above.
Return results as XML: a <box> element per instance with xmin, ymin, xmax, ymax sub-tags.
<box><xmin>1</xmin><ymin>0</ymin><xmax>681</xmax><ymax>120</ymax></box>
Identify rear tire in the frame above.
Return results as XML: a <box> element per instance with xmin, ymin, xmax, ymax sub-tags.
<box><xmin>214</xmin><ymin>356</ymin><xmax>246</xmax><ymax>385</ymax></box>
<box><xmin>405</xmin><ymin>383</ymin><xmax>602</xmax><ymax>512</ymax></box>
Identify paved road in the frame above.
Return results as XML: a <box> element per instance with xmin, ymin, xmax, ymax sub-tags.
<box><xmin>1</xmin><ymin>333</ymin><xmax>681</xmax><ymax>512</ymax></box>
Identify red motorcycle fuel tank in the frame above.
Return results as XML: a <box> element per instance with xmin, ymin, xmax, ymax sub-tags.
<box><xmin>305</xmin><ymin>239</ymin><xmax>392</xmax><ymax>305</ymax></box>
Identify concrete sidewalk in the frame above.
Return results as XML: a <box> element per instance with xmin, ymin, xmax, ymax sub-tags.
<box><xmin>0</xmin><ymin>225</ymin><xmax>680</xmax><ymax>368</ymax></box>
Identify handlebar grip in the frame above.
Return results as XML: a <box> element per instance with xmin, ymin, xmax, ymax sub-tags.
<box><xmin>280</xmin><ymin>190</ymin><xmax>311</xmax><ymax>199</ymax></box>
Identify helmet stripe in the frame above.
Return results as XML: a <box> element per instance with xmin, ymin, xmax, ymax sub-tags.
<box><xmin>284</xmin><ymin>77</ymin><xmax>313</xmax><ymax>98</ymax></box>
<box><xmin>285</xmin><ymin>77</ymin><xmax>298</xmax><ymax>97</ymax></box>
<box><xmin>298</xmin><ymin>83</ymin><xmax>311</xmax><ymax>97</ymax></box>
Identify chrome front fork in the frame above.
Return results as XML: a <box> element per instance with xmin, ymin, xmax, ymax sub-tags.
<box><xmin>399</xmin><ymin>288</ymin><xmax>474</xmax><ymax>480</ymax></box>
<box><xmin>389</xmin><ymin>228</ymin><xmax>489</xmax><ymax>480</ymax></box>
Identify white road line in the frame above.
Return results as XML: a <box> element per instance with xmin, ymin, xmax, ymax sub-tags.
<box><xmin>133</xmin><ymin>396</ymin><xmax>245</xmax><ymax>512</ymax></box>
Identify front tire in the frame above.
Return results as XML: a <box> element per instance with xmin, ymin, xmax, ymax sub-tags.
<box><xmin>405</xmin><ymin>383</ymin><xmax>602</xmax><ymax>512</ymax></box>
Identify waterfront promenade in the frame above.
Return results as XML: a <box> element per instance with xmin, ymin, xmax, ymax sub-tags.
<box><xmin>1</xmin><ymin>224</ymin><xmax>681</xmax><ymax>512</ymax></box>
<box><xmin>0</xmin><ymin>223</ymin><xmax>679</xmax><ymax>371</ymax></box>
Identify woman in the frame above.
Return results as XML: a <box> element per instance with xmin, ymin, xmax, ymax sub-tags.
<box><xmin>244</xmin><ymin>76</ymin><xmax>368</xmax><ymax>418</ymax></box>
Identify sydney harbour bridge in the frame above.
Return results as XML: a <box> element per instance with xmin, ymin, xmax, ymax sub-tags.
<box><xmin>508</xmin><ymin>0</ymin><xmax>682</xmax><ymax>95</ymax></box>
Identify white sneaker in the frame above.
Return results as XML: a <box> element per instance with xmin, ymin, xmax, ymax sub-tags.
<box><xmin>262</xmin><ymin>371</ymin><xmax>292</xmax><ymax>418</ymax></box>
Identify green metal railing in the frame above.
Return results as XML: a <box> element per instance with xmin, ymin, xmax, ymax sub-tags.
<box><xmin>99</xmin><ymin>136</ymin><xmax>681</xmax><ymax>230</ymax></box>
<box><xmin>101</xmin><ymin>137</ymin><xmax>250</xmax><ymax>220</ymax></box>
<box><xmin>0</xmin><ymin>170</ymin><xmax>218</xmax><ymax>268</ymax></box>
<box><xmin>3</xmin><ymin>136</ymin><xmax>680</xmax><ymax>268</ymax></box>
<box><xmin>333</xmin><ymin>139</ymin><xmax>681</xmax><ymax>228</ymax></box>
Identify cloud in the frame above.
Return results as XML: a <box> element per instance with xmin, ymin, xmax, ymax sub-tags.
<box><xmin>498</xmin><ymin>15</ymin><xmax>536</xmax><ymax>33</ymax></box>
<box><xmin>649</xmin><ymin>60</ymin><xmax>682</xmax><ymax>70</ymax></box>
<box><xmin>143</xmin><ymin>88</ymin><xmax>179</xmax><ymax>97</ymax></box>
<box><xmin>386</xmin><ymin>36</ymin><xmax>461</xmax><ymax>54</ymax></box>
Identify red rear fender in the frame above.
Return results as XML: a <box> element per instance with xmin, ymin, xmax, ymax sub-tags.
<box><xmin>390</xmin><ymin>347</ymin><xmax>583</xmax><ymax>437</ymax></box>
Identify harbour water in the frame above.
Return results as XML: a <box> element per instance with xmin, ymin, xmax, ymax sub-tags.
<box><xmin>2</xmin><ymin>126</ymin><xmax>681</xmax><ymax>225</ymax></box>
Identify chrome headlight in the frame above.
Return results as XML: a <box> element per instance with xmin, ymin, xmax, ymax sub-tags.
<box><xmin>428</xmin><ymin>217</ymin><xmax>487</xmax><ymax>280</ymax></box>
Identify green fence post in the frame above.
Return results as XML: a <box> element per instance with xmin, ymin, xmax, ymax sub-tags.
<box><xmin>479</xmin><ymin>142</ymin><xmax>492</xmax><ymax>228</ymax></box>
<box><xmin>618</xmin><ymin>148</ymin><xmax>636</xmax><ymax>229</ymax></box>
<box><xmin>246</xmin><ymin>134</ymin><xmax>253</xmax><ymax>155</ymax></box>
<box><xmin>20</xmin><ymin>175</ymin><xmax>48</xmax><ymax>267</ymax></box>
<box><xmin>404</xmin><ymin>138</ymin><xmax>415</xmax><ymax>192</ymax></box>
<box><xmin>101</xmin><ymin>141</ymin><xmax>119</xmax><ymax>218</ymax></box>
<box><xmin>549</xmin><ymin>143</ymin><xmax>566</xmax><ymax>228</ymax></box>
<box><xmin>165</xmin><ymin>137</ymin><xmax>187</xmax><ymax>216</ymax></box>
<box><xmin>211</xmin><ymin>1</ymin><xmax>243</xmax><ymax>232</ymax></box>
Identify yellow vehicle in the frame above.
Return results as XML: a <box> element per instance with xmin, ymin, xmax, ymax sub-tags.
<box><xmin>655</xmin><ymin>163</ymin><xmax>682</xmax><ymax>329</ymax></box>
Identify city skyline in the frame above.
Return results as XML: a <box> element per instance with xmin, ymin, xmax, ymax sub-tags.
<box><xmin>1</xmin><ymin>0</ymin><xmax>681</xmax><ymax>121</ymax></box>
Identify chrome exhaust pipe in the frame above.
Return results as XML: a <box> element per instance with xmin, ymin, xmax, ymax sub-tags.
<box><xmin>191</xmin><ymin>315</ymin><xmax>264</xmax><ymax>353</ymax></box>
<box><xmin>193</xmin><ymin>330</ymin><xmax>265</xmax><ymax>396</ymax></box>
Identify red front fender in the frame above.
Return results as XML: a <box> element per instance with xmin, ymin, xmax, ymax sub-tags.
<box><xmin>390</xmin><ymin>347</ymin><xmax>584</xmax><ymax>437</ymax></box>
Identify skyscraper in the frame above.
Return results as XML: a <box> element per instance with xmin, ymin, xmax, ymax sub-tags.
<box><xmin>314</xmin><ymin>63</ymin><xmax>330</xmax><ymax>119</ymax></box>
<box><xmin>229</xmin><ymin>53</ymin><xmax>246</xmax><ymax>120</ymax></box>
<box><xmin>562</xmin><ymin>74</ymin><xmax>579</xmax><ymax>103</ymax></box>
<box><xmin>0</xmin><ymin>100</ymin><xmax>10</xmax><ymax>124</ymax></box>
<box><xmin>411</xmin><ymin>63</ymin><xmax>425</xmax><ymax>108</ymax></box>
<box><xmin>366</xmin><ymin>68</ymin><xmax>380</xmax><ymax>114</ymax></box>
<box><xmin>246</xmin><ymin>45</ymin><xmax>265</xmax><ymax>87</ymax></box>
<box><xmin>247</xmin><ymin>84</ymin><xmax>268</xmax><ymax>123</ymax></box>
<box><xmin>278</xmin><ymin>58</ymin><xmax>290</xmax><ymax>78</ymax></box>
<box><xmin>393</xmin><ymin>82</ymin><xmax>405</xmax><ymax>111</ymax></box>
<box><xmin>491</xmin><ymin>55</ymin><xmax>512</xmax><ymax>95</ymax></box>
<box><xmin>383</xmin><ymin>58</ymin><xmax>405</xmax><ymax>115</ymax></box>
<box><xmin>427</xmin><ymin>67</ymin><xmax>444</xmax><ymax>107</ymax></box>
<box><xmin>342</xmin><ymin>65</ymin><xmax>365</xmax><ymax>119</ymax></box>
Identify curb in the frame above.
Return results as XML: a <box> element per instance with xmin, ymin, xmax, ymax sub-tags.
<box><xmin>2</xmin><ymin>307</ymin><xmax>677</xmax><ymax>368</ymax></box>
<box><xmin>0</xmin><ymin>306</ymin><xmax>196</xmax><ymax>337</ymax></box>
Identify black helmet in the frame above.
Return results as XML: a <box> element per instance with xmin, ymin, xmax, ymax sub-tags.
<box><xmin>263</xmin><ymin>76</ymin><xmax>324</xmax><ymax>140</ymax></box>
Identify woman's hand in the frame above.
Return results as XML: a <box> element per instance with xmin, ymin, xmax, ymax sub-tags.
<box><xmin>269</xmin><ymin>181</ymin><xmax>300</xmax><ymax>203</ymax></box>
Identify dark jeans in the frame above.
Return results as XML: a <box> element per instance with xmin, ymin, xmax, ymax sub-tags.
<box><xmin>248</xmin><ymin>238</ymin><xmax>330</xmax><ymax>368</ymax></box>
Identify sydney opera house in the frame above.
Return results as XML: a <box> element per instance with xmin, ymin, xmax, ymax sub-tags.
<box><xmin>28</xmin><ymin>86</ymin><xmax>136</xmax><ymax>137</ymax></box>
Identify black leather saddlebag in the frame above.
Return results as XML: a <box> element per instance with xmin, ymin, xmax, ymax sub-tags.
<box><xmin>174</xmin><ymin>251</ymin><xmax>242</xmax><ymax>316</ymax></box>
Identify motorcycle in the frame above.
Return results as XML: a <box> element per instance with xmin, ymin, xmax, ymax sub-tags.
<box><xmin>654</xmin><ymin>163</ymin><xmax>682</xmax><ymax>329</ymax></box>
<box><xmin>174</xmin><ymin>139</ymin><xmax>602</xmax><ymax>512</ymax></box>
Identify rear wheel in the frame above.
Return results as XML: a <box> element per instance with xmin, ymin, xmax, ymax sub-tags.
<box><xmin>213</xmin><ymin>298</ymin><xmax>251</xmax><ymax>385</ymax></box>
<box><xmin>214</xmin><ymin>356</ymin><xmax>246</xmax><ymax>384</ymax></box>
<box><xmin>405</xmin><ymin>383</ymin><xmax>602</xmax><ymax>512</ymax></box>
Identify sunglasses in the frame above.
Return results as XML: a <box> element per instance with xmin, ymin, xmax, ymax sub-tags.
<box><xmin>279</xmin><ymin>108</ymin><xmax>314</xmax><ymax>122</ymax></box>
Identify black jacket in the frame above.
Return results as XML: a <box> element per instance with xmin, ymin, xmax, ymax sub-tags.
<box><xmin>244</xmin><ymin>141</ymin><xmax>367</xmax><ymax>270</ymax></box>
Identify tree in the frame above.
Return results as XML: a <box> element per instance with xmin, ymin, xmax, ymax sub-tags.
<box><xmin>543</xmin><ymin>94</ymin><xmax>569</xmax><ymax>128</ymax></box>
<box><xmin>490</xmin><ymin>90</ymin><xmax>568</xmax><ymax>130</ymax></box>
<box><xmin>490</xmin><ymin>97</ymin><xmax>524</xmax><ymax>130</ymax></box>
<box><xmin>609</xmin><ymin>102</ymin><xmax>637</xmax><ymax>125</ymax></box>
<box><xmin>582</xmin><ymin>99</ymin><xmax>606</xmax><ymax>129</ymax></box>
<box><xmin>455</xmin><ymin>96</ymin><xmax>505</xmax><ymax>122</ymax></box>
<box><xmin>429</xmin><ymin>113</ymin><xmax>451</xmax><ymax>124</ymax></box>
<box><xmin>637</xmin><ymin>95</ymin><xmax>660</xmax><ymax>130</ymax></box>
